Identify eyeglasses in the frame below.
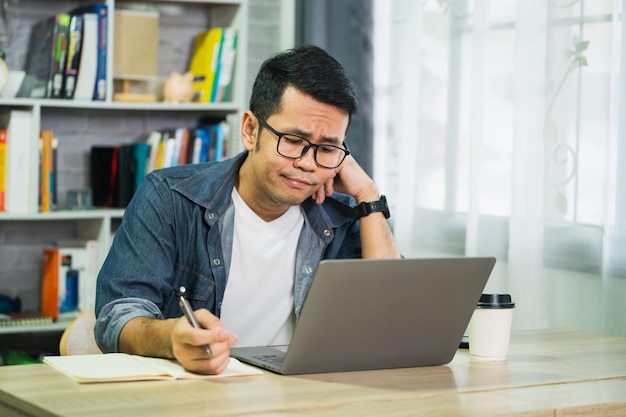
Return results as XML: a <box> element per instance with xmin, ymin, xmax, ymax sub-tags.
<box><xmin>256</xmin><ymin>115</ymin><xmax>350</xmax><ymax>169</ymax></box>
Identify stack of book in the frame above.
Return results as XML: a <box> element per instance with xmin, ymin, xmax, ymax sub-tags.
<box><xmin>2</xmin><ymin>116</ymin><xmax>233</xmax><ymax>213</ymax></box>
<box><xmin>0</xmin><ymin>110</ymin><xmax>34</xmax><ymax>214</ymax></box>
<box><xmin>189</xmin><ymin>27</ymin><xmax>238</xmax><ymax>103</ymax></box>
<box><xmin>90</xmin><ymin>117</ymin><xmax>233</xmax><ymax>209</ymax></box>
<box><xmin>16</xmin><ymin>3</ymin><xmax>108</xmax><ymax>101</ymax></box>
<box><xmin>41</xmin><ymin>240</ymin><xmax>99</xmax><ymax>321</ymax></box>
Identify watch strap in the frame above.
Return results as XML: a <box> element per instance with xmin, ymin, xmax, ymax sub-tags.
<box><xmin>353</xmin><ymin>195</ymin><xmax>390</xmax><ymax>219</ymax></box>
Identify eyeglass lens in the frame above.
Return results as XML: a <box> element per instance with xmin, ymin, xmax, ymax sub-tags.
<box><xmin>277</xmin><ymin>136</ymin><xmax>346</xmax><ymax>168</ymax></box>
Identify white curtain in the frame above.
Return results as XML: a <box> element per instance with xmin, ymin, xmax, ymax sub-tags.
<box><xmin>374</xmin><ymin>0</ymin><xmax>626</xmax><ymax>337</ymax></box>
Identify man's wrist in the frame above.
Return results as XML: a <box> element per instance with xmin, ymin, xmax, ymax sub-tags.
<box><xmin>353</xmin><ymin>195</ymin><xmax>390</xmax><ymax>219</ymax></box>
<box><xmin>354</xmin><ymin>185</ymin><xmax>380</xmax><ymax>204</ymax></box>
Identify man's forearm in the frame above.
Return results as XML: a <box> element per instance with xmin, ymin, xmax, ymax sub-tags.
<box><xmin>353</xmin><ymin>185</ymin><xmax>401</xmax><ymax>259</ymax></box>
<box><xmin>359</xmin><ymin>213</ymin><xmax>402</xmax><ymax>259</ymax></box>
<box><xmin>119</xmin><ymin>316</ymin><xmax>178</xmax><ymax>359</ymax></box>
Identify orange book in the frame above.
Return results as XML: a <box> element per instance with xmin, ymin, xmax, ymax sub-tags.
<box><xmin>40</xmin><ymin>130</ymin><xmax>54</xmax><ymax>212</ymax></box>
<box><xmin>41</xmin><ymin>247</ymin><xmax>60</xmax><ymax>320</ymax></box>
<box><xmin>0</xmin><ymin>130</ymin><xmax>7</xmax><ymax>212</ymax></box>
<box><xmin>177</xmin><ymin>127</ymin><xmax>190</xmax><ymax>165</ymax></box>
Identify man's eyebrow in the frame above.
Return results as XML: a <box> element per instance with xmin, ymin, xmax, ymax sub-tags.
<box><xmin>290</xmin><ymin>128</ymin><xmax>343</xmax><ymax>146</ymax></box>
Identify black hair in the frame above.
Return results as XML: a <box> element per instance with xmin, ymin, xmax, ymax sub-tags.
<box><xmin>249</xmin><ymin>45</ymin><xmax>358</xmax><ymax>130</ymax></box>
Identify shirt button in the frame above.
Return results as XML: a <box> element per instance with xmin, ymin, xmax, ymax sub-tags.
<box><xmin>305</xmin><ymin>266</ymin><xmax>313</xmax><ymax>274</ymax></box>
<box><xmin>323</xmin><ymin>229</ymin><xmax>331</xmax><ymax>236</ymax></box>
<box><xmin>213</xmin><ymin>259</ymin><xmax>221</xmax><ymax>266</ymax></box>
<box><xmin>207</xmin><ymin>212</ymin><xmax>215</xmax><ymax>219</ymax></box>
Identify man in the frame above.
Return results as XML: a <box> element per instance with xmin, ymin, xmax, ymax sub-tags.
<box><xmin>95</xmin><ymin>45</ymin><xmax>401</xmax><ymax>375</ymax></box>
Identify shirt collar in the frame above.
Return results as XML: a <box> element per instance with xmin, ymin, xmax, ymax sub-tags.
<box><xmin>171</xmin><ymin>151</ymin><xmax>355</xmax><ymax>232</ymax></box>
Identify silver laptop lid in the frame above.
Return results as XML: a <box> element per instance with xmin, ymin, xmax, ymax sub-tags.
<box><xmin>281</xmin><ymin>257</ymin><xmax>495</xmax><ymax>374</ymax></box>
<box><xmin>231</xmin><ymin>257</ymin><xmax>495</xmax><ymax>374</ymax></box>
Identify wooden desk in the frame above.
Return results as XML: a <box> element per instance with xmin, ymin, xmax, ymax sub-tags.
<box><xmin>1</xmin><ymin>328</ymin><xmax>625</xmax><ymax>417</ymax></box>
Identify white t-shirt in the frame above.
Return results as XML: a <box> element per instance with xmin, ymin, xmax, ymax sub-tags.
<box><xmin>220</xmin><ymin>188</ymin><xmax>304</xmax><ymax>347</ymax></box>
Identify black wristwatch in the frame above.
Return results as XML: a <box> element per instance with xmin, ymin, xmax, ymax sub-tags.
<box><xmin>353</xmin><ymin>195</ymin><xmax>390</xmax><ymax>219</ymax></box>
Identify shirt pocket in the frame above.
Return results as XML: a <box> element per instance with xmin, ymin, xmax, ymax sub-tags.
<box><xmin>173</xmin><ymin>264</ymin><xmax>215</xmax><ymax>306</ymax></box>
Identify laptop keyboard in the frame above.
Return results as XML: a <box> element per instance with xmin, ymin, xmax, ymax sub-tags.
<box><xmin>253</xmin><ymin>354</ymin><xmax>285</xmax><ymax>366</ymax></box>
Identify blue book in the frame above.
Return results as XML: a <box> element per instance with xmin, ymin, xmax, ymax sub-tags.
<box><xmin>213</xmin><ymin>123</ymin><xmax>225</xmax><ymax>162</ymax></box>
<box><xmin>72</xmin><ymin>3</ymin><xmax>108</xmax><ymax>101</ymax></box>
<box><xmin>131</xmin><ymin>143</ymin><xmax>150</xmax><ymax>192</ymax></box>
<box><xmin>195</xmin><ymin>128</ymin><xmax>212</xmax><ymax>163</ymax></box>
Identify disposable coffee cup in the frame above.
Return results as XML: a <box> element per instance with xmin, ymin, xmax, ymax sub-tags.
<box><xmin>468</xmin><ymin>294</ymin><xmax>515</xmax><ymax>361</ymax></box>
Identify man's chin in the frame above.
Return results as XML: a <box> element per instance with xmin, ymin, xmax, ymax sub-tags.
<box><xmin>275</xmin><ymin>192</ymin><xmax>313</xmax><ymax>207</ymax></box>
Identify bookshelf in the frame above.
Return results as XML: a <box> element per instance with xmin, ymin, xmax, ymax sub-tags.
<box><xmin>0</xmin><ymin>0</ymin><xmax>249</xmax><ymax>344</ymax></box>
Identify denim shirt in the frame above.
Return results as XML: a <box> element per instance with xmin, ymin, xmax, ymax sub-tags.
<box><xmin>94</xmin><ymin>151</ymin><xmax>361</xmax><ymax>353</ymax></box>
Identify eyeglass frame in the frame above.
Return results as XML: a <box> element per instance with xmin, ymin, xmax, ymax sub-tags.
<box><xmin>255</xmin><ymin>114</ymin><xmax>350</xmax><ymax>169</ymax></box>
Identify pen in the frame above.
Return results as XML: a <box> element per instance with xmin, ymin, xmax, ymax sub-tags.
<box><xmin>177</xmin><ymin>286</ymin><xmax>214</xmax><ymax>360</ymax></box>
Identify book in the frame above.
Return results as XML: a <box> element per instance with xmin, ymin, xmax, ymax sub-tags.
<box><xmin>212</xmin><ymin>27</ymin><xmax>238</xmax><ymax>103</ymax></box>
<box><xmin>208</xmin><ymin>28</ymin><xmax>226</xmax><ymax>103</ymax></box>
<box><xmin>166</xmin><ymin>127</ymin><xmax>192</xmax><ymax>167</ymax></box>
<box><xmin>90</xmin><ymin>146</ymin><xmax>120</xmax><ymax>207</ymax></box>
<box><xmin>170</xmin><ymin>128</ymin><xmax>184</xmax><ymax>167</ymax></box>
<box><xmin>155</xmin><ymin>132</ymin><xmax>166</xmax><ymax>169</ymax></box>
<box><xmin>54</xmin><ymin>239</ymin><xmax>99</xmax><ymax>313</ymax></box>
<box><xmin>78</xmin><ymin>240</ymin><xmax>98</xmax><ymax>312</ymax></box>
<box><xmin>145</xmin><ymin>130</ymin><xmax>162</xmax><ymax>173</ymax></box>
<box><xmin>90</xmin><ymin>145</ymin><xmax>137</xmax><ymax>208</ymax></box>
<box><xmin>63</xmin><ymin>15</ymin><xmax>83</xmax><ymax>99</ymax></box>
<box><xmin>117</xmin><ymin>145</ymin><xmax>134</xmax><ymax>207</ymax></box>
<box><xmin>51</xmin><ymin>136</ymin><xmax>59</xmax><ymax>210</ymax></box>
<box><xmin>41</xmin><ymin>247</ymin><xmax>60</xmax><ymax>320</ymax></box>
<box><xmin>0</xmin><ymin>314</ymin><xmax>54</xmax><ymax>327</ymax></box>
<box><xmin>39</xmin><ymin>130</ymin><xmax>54</xmax><ymax>213</ymax></box>
<box><xmin>43</xmin><ymin>354</ymin><xmax>263</xmax><ymax>383</ymax></box>
<box><xmin>73</xmin><ymin>13</ymin><xmax>98</xmax><ymax>101</ymax></box>
<box><xmin>5</xmin><ymin>110</ymin><xmax>35</xmax><ymax>214</ymax></box>
<box><xmin>131</xmin><ymin>143</ymin><xmax>150</xmax><ymax>192</ymax></box>
<box><xmin>17</xmin><ymin>15</ymin><xmax>58</xmax><ymax>98</ymax></box>
<box><xmin>41</xmin><ymin>242</ymin><xmax>99</xmax><ymax>319</ymax></box>
<box><xmin>160</xmin><ymin>129</ymin><xmax>176</xmax><ymax>169</ymax></box>
<box><xmin>175</xmin><ymin>127</ymin><xmax>190</xmax><ymax>166</ymax></box>
<box><xmin>49</xmin><ymin>14</ymin><xmax>72</xmax><ymax>98</ymax></box>
<box><xmin>191</xmin><ymin>127</ymin><xmax>212</xmax><ymax>164</ymax></box>
<box><xmin>213</xmin><ymin>122</ymin><xmax>226</xmax><ymax>162</ymax></box>
<box><xmin>0</xmin><ymin>129</ymin><xmax>6</xmax><ymax>212</ymax></box>
<box><xmin>72</xmin><ymin>4</ymin><xmax>108</xmax><ymax>101</ymax></box>
<box><xmin>188</xmin><ymin>27</ymin><xmax>223</xmax><ymax>103</ymax></box>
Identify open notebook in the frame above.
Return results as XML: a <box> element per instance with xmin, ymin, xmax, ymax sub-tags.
<box><xmin>43</xmin><ymin>354</ymin><xmax>263</xmax><ymax>383</ymax></box>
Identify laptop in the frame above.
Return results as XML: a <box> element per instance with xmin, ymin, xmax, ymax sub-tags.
<box><xmin>230</xmin><ymin>257</ymin><xmax>495</xmax><ymax>375</ymax></box>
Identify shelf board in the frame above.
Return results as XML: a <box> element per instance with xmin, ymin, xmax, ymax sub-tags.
<box><xmin>0</xmin><ymin>319</ymin><xmax>74</xmax><ymax>335</ymax></box>
<box><xmin>0</xmin><ymin>209</ymin><xmax>125</xmax><ymax>221</ymax></box>
<box><xmin>0</xmin><ymin>98</ymin><xmax>240</xmax><ymax>113</ymax></box>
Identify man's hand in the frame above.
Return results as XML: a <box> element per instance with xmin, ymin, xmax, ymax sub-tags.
<box><xmin>313</xmin><ymin>155</ymin><xmax>379</xmax><ymax>204</ymax></box>
<box><xmin>119</xmin><ymin>312</ymin><xmax>238</xmax><ymax>376</ymax></box>
<box><xmin>310</xmin><ymin>154</ymin><xmax>402</xmax><ymax>259</ymax></box>
<box><xmin>171</xmin><ymin>309</ymin><xmax>238</xmax><ymax>375</ymax></box>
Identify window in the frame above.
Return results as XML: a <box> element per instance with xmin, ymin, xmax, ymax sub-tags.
<box><xmin>374</xmin><ymin>0</ymin><xmax>625</xmax><ymax>277</ymax></box>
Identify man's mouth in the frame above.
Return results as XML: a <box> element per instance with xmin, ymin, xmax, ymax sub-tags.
<box><xmin>283</xmin><ymin>175</ymin><xmax>313</xmax><ymax>189</ymax></box>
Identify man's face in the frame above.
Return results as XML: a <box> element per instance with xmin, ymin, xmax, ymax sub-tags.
<box><xmin>241</xmin><ymin>87</ymin><xmax>349</xmax><ymax>216</ymax></box>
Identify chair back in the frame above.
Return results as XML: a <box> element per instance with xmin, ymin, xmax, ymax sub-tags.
<box><xmin>59</xmin><ymin>308</ymin><xmax>103</xmax><ymax>355</ymax></box>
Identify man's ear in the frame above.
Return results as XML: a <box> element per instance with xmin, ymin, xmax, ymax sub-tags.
<box><xmin>241</xmin><ymin>111</ymin><xmax>258</xmax><ymax>151</ymax></box>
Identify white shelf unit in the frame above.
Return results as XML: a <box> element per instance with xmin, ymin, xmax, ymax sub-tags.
<box><xmin>0</xmin><ymin>0</ymin><xmax>248</xmax><ymax>338</ymax></box>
